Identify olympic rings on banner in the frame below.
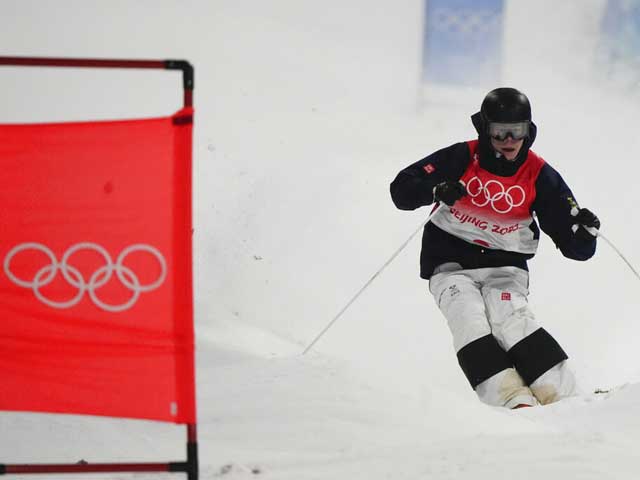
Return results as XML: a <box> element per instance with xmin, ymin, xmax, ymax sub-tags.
<box><xmin>466</xmin><ymin>176</ymin><xmax>526</xmax><ymax>214</ymax></box>
<box><xmin>432</xmin><ymin>8</ymin><xmax>499</xmax><ymax>36</ymax></box>
<box><xmin>3</xmin><ymin>242</ymin><xmax>167</xmax><ymax>312</ymax></box>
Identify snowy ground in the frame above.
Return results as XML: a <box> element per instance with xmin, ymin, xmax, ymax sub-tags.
<box><xmin>195</xmin><ymin>328</ymin><xmax>640</xmax><ymax>480</ymax></box>
<box><xmin>3</xmin><ymin>323</ymin><xmax>640</xmax><ymax>479</ymax></box>
<box><xmin>3</xmin><ymin>1</ymin><xmax>640</xmax><ymax>479</ymax></box>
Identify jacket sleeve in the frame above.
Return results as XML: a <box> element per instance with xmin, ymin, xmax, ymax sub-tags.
<box><xmin>532</xmin><ymin>163</ymin><xmax>597</xmax><ymax>261</ymax></box>
<box><xmin>390</xmin><ymin>142</ymin><xmax>471</xmax><ymax>211</ymax></box>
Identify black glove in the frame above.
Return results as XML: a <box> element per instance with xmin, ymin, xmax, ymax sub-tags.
<box><xmin>571</xmin><ymin>207</ymin><xmax>600</xmax><ymax>240</ymax></box>
<box><xmin>433</xmin><ymin>181</ymin><xmax>466</xmax><ymax>206</ymax></box>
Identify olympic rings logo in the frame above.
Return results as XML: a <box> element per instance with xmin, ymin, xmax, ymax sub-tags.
<box><xmin>466</xmin><ymin>177</ymin><xmax>526</xmax><ymax>214</ymax></box>
<box><xmin>3</xmin><ymin>242</ymin><xmax>167</xmax><ymax>312</ymax></box>
<box><xmin>432</xmin><ymin>8</ymin><xmax>500</xmax><ymax>35</ymax></box>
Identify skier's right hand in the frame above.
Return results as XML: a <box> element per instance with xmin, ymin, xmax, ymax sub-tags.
<box><xmin>433</xmin><ymin>181</ymin><xmax>466</xmax><ymax>206</ymax></box>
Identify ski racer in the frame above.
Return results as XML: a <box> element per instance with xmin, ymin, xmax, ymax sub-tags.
<box><xmin>390</xmin><ymin>87</ymin><xmax>600</xmax><ymax>408</ymax></box>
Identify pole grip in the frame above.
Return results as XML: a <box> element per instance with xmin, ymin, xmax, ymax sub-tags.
<box><xmin>570</xmin><ymin>207</ymin><xmax>599</xmax><ymax>237</ymax></box>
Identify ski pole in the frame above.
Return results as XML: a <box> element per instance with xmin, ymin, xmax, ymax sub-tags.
<box><xmin>301</xmin><ymin>216</ymin><xmax>431</xmax><ymax>355</ymax></box>
<box><xmin>571</xmin><ymin>208</ymin><xmax>640</xmax><ymax>282</ymax></box>
<box><xmin>597</xmin><ymin>232</ymin><xmax>640</xmax><ymax>282</ymax></box>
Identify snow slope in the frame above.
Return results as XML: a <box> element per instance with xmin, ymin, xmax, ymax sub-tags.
<box><xmin>195</xmin><ymin>327</ymin><xmax>640</xmax><ymax>480</ymax></box>
<box><xmin>3</xmin><ymin>0</ymin><xmax>640</xmax><ymax>479</ymax></box>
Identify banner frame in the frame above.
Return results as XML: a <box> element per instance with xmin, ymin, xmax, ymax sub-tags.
<box><xmin>0</xmin><ymin>56</ymin><xmax>194</xmax><ymax>108</ymax></box>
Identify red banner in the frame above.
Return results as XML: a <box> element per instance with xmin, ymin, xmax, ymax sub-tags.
<box><xmin>0</xmin><ymin>109</ymin><xmax>195</xmax><ymax>423</ymax></box>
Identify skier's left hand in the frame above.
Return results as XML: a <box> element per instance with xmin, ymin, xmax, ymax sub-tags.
<box><xmin>571</xmin><ymin>207</ymin><xmax>600</xmax><ymax>239</ymax></box>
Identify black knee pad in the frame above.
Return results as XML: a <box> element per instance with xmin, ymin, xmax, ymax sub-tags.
<box><xmin>457</xmin><ymin>334</ymin><xmax>513</xmax><ymax>389</ymax></box>
<box><xmin>507</xmin><ymin>328</ymin><xmax>568</xmax><ymax>385</ymax></box>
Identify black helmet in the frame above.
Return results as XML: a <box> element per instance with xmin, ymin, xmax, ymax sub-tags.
<box><xmin>481</xmin><ymin>87</ymin><xmax>531</xmax><ymax>123</ymax></box>
<box><xmin>470</xmin><ymin>87</ymin><xmax>537</xmax><ymax>173</ymax></box>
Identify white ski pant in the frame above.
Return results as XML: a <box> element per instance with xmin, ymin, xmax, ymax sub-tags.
<box><xmin>429</xmin><ymin>264</ymin><xmax>578</xmax><ymax>408</ymax></box>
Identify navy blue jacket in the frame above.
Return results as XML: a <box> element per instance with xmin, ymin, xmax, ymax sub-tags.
<box><xmin>390</xmin><ymin>139</ymin><xmax>596</xmax><ymax>279</ymax></box>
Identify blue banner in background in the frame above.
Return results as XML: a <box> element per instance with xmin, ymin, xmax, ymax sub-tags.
<box><xmin>601</xmin><ymin>0</ymin><xmax>640</xmax><ymax>63</ymax></box>
<box><xmin>423</xmin><ymin>0</ymin><xmax>504</xmax><ymax>86</ymax></box>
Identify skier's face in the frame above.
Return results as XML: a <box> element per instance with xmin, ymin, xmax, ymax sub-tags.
<box><xmin>490</xmin><ymin>136</ymin><xmax>524</xmax><ymax>161</ymax></box>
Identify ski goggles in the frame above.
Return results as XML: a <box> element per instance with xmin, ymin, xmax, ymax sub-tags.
<box><xmin>488</xmin><ymin>121</ymin><xmax>530</xmax><ymax>141</ymax></box>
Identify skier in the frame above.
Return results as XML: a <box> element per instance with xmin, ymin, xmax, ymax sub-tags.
<box><xmin>390</xmin><ymin>88</ymin><xmax>600</xmax><ymax>409</ymax></box>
